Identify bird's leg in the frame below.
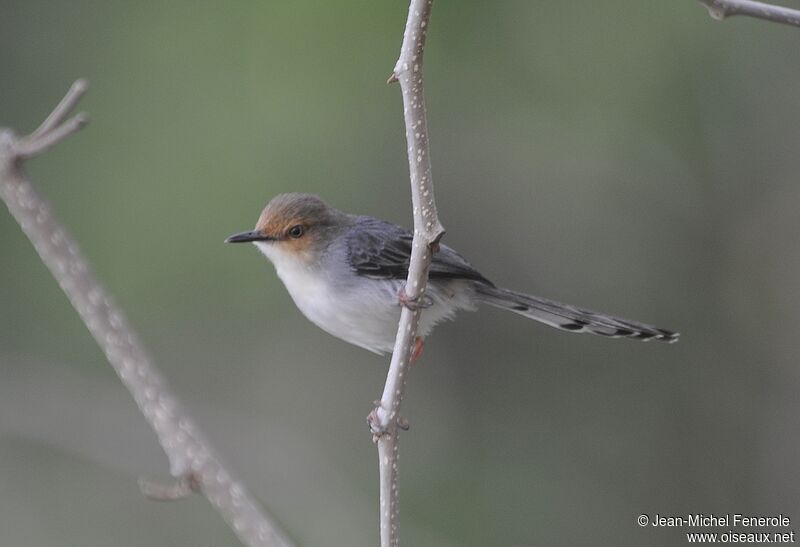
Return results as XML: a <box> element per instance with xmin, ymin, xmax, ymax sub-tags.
<box><xmin>410</xmin><ymin>336</ymin><xmax>425</xmax><ymax>365</ymax></box>
<box><xmin>397</xmin><ymin>286</ymin><xmax>433</xmax><ymax>311</ymax></box>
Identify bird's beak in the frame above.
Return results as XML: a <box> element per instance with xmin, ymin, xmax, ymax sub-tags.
<box><xmin>225</xmin><ymin>230</ymin><xmax>273</xmax><ymax>243</ymax></box>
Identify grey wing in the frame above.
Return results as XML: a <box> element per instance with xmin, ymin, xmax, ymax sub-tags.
<box><xmin>346</xmin><ymin>217</ymin><xmax>493</xmax><ymax>285</ymax></box>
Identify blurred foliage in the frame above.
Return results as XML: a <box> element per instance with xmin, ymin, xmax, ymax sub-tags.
<box><xmin>2</xmin><ymin>1</ymin><xmax>800</xmax><ymax>545</ymax></box>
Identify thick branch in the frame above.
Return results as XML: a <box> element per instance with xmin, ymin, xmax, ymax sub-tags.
<box><xmin>0</xmin><ymin>82</ymin><xmax>293</xmax><ymax>547</ymax></box>
<box><xmin>697</xmin><ymin>0</ymin><xmax>800</xmax><ymax>26</ymax></box>
<box><xmin>369</xmin><ymin>2</ymin><xmax>440</xmax><ymax>546</ymax></box>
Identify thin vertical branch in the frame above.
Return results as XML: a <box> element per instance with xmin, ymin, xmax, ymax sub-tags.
<box><xmin>0</xmin><ymin>82</ymin><xmax>294</xmax><ymax>547</ymax></box>
<box><xmin>368</xmin><ymin>2</ymin><xmax>443</xmax><ymax>546</ymax></box>
<box><xmin>697</xmin><ymin>0</ymin><xmax>800</xmax><ymax>26</ymax></box>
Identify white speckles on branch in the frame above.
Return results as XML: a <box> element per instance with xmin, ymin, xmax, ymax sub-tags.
<box><xmin>374</xmin><ymin>1</ymin><xmax>440</xmax><ymax>545</ymax></box>
<box><xmin>0</xmin><ymin>83</ymin><xmax>293</xmax><ymax>547</ymax></box>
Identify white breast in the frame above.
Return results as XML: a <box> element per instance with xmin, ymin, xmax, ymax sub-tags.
<box><xmin>254</xmin><ymin>241</ymin><xmax>475</xmax><ymax>354</ymax></box>
<box><xmin>255</xmin><ymin>242</ymin><xmax>337</xmax><ymax>325</ymax></box>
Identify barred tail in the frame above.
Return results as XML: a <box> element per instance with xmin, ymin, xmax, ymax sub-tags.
<box><xmin>475</xmin><ymin>285</ymin><xmax>678</xmax><ymax>343</ymax></box>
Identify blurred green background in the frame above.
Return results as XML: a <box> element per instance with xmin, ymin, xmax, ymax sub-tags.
<box><xmin>2</xmin><ymin>1</ymin><xmax>800</xmax><ymax>545</ymax></box>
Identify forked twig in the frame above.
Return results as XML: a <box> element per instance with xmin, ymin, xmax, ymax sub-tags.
<box><xmin>0</xmin><ymin>82</ymin><xmax>293</xmax><ymax>547</ymax></box>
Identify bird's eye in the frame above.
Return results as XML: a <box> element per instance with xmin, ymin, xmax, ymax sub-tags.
<box><xmin>288</xmin><ymin>224</ymin><xmax>305</xmax><ymax>238</ymax></box>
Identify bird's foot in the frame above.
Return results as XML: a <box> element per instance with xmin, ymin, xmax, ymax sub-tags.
<box><xmin>398</xmin><ymin>286</ymin><xmax>433</xmax><ymax>311</ymax></box>
<box><xmin>367</xmin><ymin>402</ymin><xmax>383</xmax><ymax>438</ymax></box>
<box><xmin>367</xmin><ymin>401</ymin><xmax>411</xmax><ymax>439</ymax></box>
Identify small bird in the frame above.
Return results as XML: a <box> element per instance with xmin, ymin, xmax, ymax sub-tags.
<box><xmin>226</xmin><ymin>193</ymin><xmax>678</xmax><ymax>357</ymax></box>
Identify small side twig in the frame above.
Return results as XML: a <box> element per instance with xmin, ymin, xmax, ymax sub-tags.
<box><xmin>139</xmin><ymin>473</ymin><xmax>200</xmax><ymax>501</ymax></box>
<box><xmin>28</xmin><ymin>79</ymin><xmax>89</xmax><ymax>139</ymax></box>
<box><xmin>697</xmin><ymin>0</ymin><xmax>800</xmax><ymax>27</ymax></box>
<box><xmin>0</xmin><ymin>82</ymin><xmax>293</xmax><ymax>547</ymax></box>
<box><xmin>368</xmin><ymin>2</ymin><xmax>443</xmax><ymax>546</ymax></box>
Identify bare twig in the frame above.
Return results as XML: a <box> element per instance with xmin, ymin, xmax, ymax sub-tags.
<box><xmin>29</xmin><ymin>79</ymin><xmax>89</xmax><ymax>139</ymax></box>
<box><xmin>697</xmin><ymin>0</ymin><xmax>800</xmax><ymax>27</ymax></box>
<box><xmin>139</xmin><ymin>473</ymin><xmax>200</xmax><ymax>501</ymax></box>
<box><xmin>368</xmin><ymin>1</ymin><xmax>442</xmax><ymax>546</ymax></box>
<box><xmin>0</xmin><ymin>82</ymin><xmax>293</xmax><ymax>547</ymax></box>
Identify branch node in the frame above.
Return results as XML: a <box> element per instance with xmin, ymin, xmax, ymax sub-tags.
<box><xmin>387</xmin><ymin>72</ymin><xmax>399</xmax><ymax>84</ymax></box>
<box><xmin>138</xmin><ymin>472</ymin><xmax>200</xmax><ymax>501</ymax></box>
<box><xmin>397</xmin><ymin>416</ymin><xmax>410</xmax><ymax>431</ymax></box>
<box><xmin>705</xmin><ymin>5</ymin><xmax>728</xmax><ymax>20</ymax></box>
<box><xmin>429</xmin><ymin>228</ymin><xmax>445</xmax><ymax>249</ymax></box>
<box><xmin>397</xmin><ymin>286</ymin><xmax>433</xmax><ymax>310</ymax></box>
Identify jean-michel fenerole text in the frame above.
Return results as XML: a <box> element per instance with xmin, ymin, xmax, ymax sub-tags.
<box><xmin>650</xmin><ymin>514</ymin><xmax>790</xmax><ymax>528</ymax></box>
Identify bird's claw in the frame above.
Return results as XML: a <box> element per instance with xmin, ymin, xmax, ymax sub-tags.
<box><xmin>367</xmin><ymin>402</ymin><xmax>384</xmax><ymax>439</ymax></box>
<box><xmin>398</xmin><ymin>286</ymin><xmax>433</xmax><ymax>311</ymax></box>
<box><xmin>367</xmin><ymin>402</ymin><xmax>410</xmax><ymax>438</ymax></box>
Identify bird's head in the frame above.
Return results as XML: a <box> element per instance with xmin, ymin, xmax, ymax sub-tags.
<box><xmin>226</xmin><ymin>193</ymin><xmax>347</xmax><ymax>266</ymax></box>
